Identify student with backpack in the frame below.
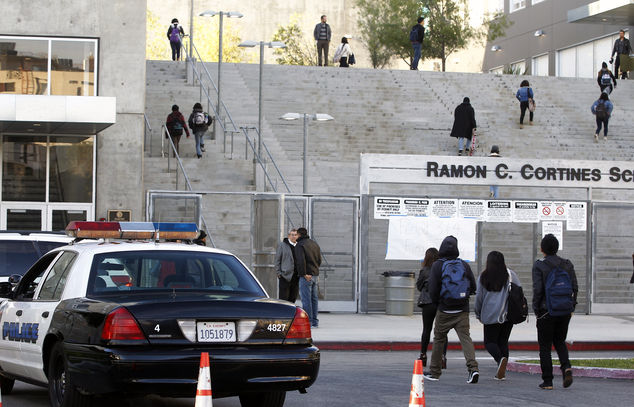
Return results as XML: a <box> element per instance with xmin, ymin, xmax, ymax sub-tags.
<box><xmin>591</xmin><ymin>92</ymin><xmax>613</xmax><ymax>142</ymax></box>
<box><xmin>409</xmin><ymin>17</ymin><xmax>425</xmax><ymax>70</ymax></box>
<box><xmin>597</xmin><ymin>61</ymin><xmax>617</xmax><ymax>95</ymax></box>
<box><xmin>532</xmin><ymin>234</ymin><xmax>578</xmax><ymax>390</ymax></box>
<box><xmin>474</xmin><ymin>251</ymin><xmax>522</xmax><ymax>381</ymax></box>
<box><xmin>188</xmin><ymin>102</ymin><xmax>213</xmax><ymax>159</ymax></box>
<box><xmin>167</xmin><ymin>18</ymin><xmax>185</xmax><ymax>61</ymax></box>
<box><xmin>424</xmin><ymin>236</ymin><xmax>479</xmax><ymax>384</ymax></box>
<box><xmin>165</xmin><ymin>104</ymin><xmax>190</xmax><ymax>157</ymax></box>
<box><xmin>516</xmin><ymin>80</ymin><xmax>534</xmax><ymax>129</ymax></box>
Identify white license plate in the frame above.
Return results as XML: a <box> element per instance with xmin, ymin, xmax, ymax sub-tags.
<box><xmin>197</xmin><ymin>322</ymin><xmax>236</xmax><ymax>343</ymax></box>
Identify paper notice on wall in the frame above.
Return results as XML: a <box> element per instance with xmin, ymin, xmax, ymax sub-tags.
<box><xmin>374</xmin><ymin>197</ymin><xmax>402</xmax><ymax>219</ymax></box>
<box><xmin>513</xmin><ymin>201</ymin><xmax>540</xmax><ymax>223</ymax></box>
<box><xmin>566</xmin><ymin>202</ymin><xmax>587</xmax><ymax>231</ymax></box>
<box><xmin>539</xmin><ymin>201</ymin><xmax>554</xmax><ymax>221</ymax></box>
<box><xmin>553</xmin><ymin>202</ymin><xmax>568</xmax><ymax>221</ymax></box>
<box><xmin>459</xmin><ymin>199</ymin><xmax>486</xmax><ymax>221</ymax></box>
<box><xmin>542</xmin><ymin>221</ymin><xmax>563</xmax><ymax>250</ymax></box>
<box><xmin>403</xmin><ymin>199</ymin><xmax>431</xmax><ymax>217</ymax></box>
<box><xmin>386</xmin><ymin>217</ymin><xmax>477</xmax><ymax>261</ymax></box>
<box><xmin>430</xmin><ymin>199</ymin><xmax>458</xmax><ymax>218</ymax></box>
<box><xmin>485</xmin><ymin>200</ymin><xmax>512</xmax><ymax>222</ymax></box>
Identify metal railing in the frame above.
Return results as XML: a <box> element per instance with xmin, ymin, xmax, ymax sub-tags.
<box><xmin>143</xmin><ymin>113</ymin><xmax>153</xmax><ymax>157</ymax></box>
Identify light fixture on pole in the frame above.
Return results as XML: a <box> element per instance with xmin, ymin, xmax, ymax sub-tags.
<box><xmin>239</xmin><ymin>40</ymin><xmax>286</xmax><ymax>159</ymax></box>
<box><xmin>279</xmin><ymin>113</ymin><xmax>334</xmax><ymax>194</ymax></box>
<box><xmin>534</xmin><ymin>30</ymin><xmax>545</xmax><ymax>37</ymax></box>
<box><xmin>491</xmin><ymin>45</ymin><xmax>501</xmax><ymax>52</ymax></box>
<box><xmin>199</xmin><ymin>11</ymin><xmax>244</xmax><ymax>119</ymax></box>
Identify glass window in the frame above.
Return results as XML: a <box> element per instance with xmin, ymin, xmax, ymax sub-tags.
<box><xmin>532</xmin><ymin>54</ymin><xmax>549</xmax><ymax>76</ymax></box>
<box><xmin>489</xmin><ymin>66</ymin><xmax>504</xmax><ymax>74</ymax></box>
<box><xmin>88</xmin><ymin>251</ymin><xmax>266</xmax><ymax>297</ymax></box>
<box><xmin>0</xmin><ymin>240</ymin><xmax>39</xmax><ymax>277</ymax></box>
<box><xmin>511</xmin><ymin>0</ymin><xmax>526</xmax><ymax>12</ymax></box>
<box><xmin>511</xmin><ymin>60</ymin><xmax>526</xmax><ymax>74</ymax></box>
<box><xmin>2</xmin><ymin>136</ymin><xmax>47</xmax><ymax>202</ymax></box>
<box><xmin>0</xmin><ymin>38</ymin><xmax>48</xmax><ymax>95</ymax></box>
<box><xmin>38</xmin><ymin>251</ymin><xmax>76</xmax><ymax>300</ymax></box>
<box><xmin>6</xmin><ymin>209</ymin><xmax>42</xmax><ymax>230</ymax></box>
<box><xmin>52</xmin><ymin>210</ymin><xmax>87</xmax><ymax>231</ymax></box>
<box><xmin>49</xmin><ymin>136</ymin><xmax>93</xmax><ymax>203</ymax></box>
<box><xmin>489</xmin><ymin>0</ymin><xmax>504</xmax><ymax>13</ymax></box>
<box><xmin>532</xmin><ymin>0</ymin><xmax>545</xmax><ymax>4</ymax></box>
<box><xmin>51</xmin><ymin>40</ymin><xmax>95</xmax><ymax>96</ymax></box>
<box><xmin>558</xmin><ymin>47</ymin><xmax>576</xmax><ymax>77</ymax></box>
<box><xmin>577</xmin><ymin>42</ymin><xmax>594</xmax><ymax>78</ymax></box>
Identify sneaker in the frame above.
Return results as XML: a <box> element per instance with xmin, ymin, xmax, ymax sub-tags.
<box><xmin>489</xmin><ymin>191</ymin><xmax>495</xmax><ymax>198</ymax></box>
<box><xmin>494</xmin><ymin>375</ymin><xmax>506</xmax><ymax>381</ymax></box>
<box><xmin>604</xmin><ymin>135</ymin><xmax>608</xmax><ymax>141</ymax></box>
<box><xmin>496</xmin><ymin>357</ymin><xmax>507</xmax><ymax>380</ymax></box>
<box><xmin>200</xmin><ymin>146</ymin><xmax>205</xmax><ymax>152</ymax></box>
<box><xmin>539</xmin><ymin>381</ymin><xmax>553</xmax><ymax>390</ymax></box>
<box><xmin>465</xmin><ymin>148</ymin><xmax>470</xmax><ymax>153</ymax></box>
<box><xmin>458</xmin><ymin>150</ymin><xmax>462</xmax><ymax>156</ymax></box>
<box><xmin>563</xmin><ymin>368</ymin><xmax>573</xmax><ymax>388</ymax></box>
<box><xmin>530</xmin><ymin>121</ymin><xmax>534</xmax><ymax>125</ymax></box>
<box><xmin>520</xmin><ymin>124</ymin><xmax>523</xmax><ymax>129</ymax></box>
<box><xmin>467</xmin><ymin>371</ymin><xmax>479</xmax><ymax>384</ymax></box>
<box><xmin>423</xmin><ymin>374</ymin><xmax>439</xmax><ymax>382</ymax></box>
<box><xmin>594</xmin><ymin>133</ymin><xmax>599</xmax><ymax>142</ymax></box>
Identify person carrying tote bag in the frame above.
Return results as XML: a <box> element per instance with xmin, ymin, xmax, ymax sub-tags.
<box><xmin>334</xmin><ymin>37</ymin><xmax>352</xmax><ymax>68</ymax></box>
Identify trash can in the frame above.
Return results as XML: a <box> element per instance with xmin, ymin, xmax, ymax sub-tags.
<box><xmin>382</xmin><ymin>271</ymin><xmax>416</xmax><ymax>316</ymax></box>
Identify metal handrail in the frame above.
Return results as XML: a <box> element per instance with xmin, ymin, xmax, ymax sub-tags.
<box><xmin>143</xmin><ymin>113</ymin><xmax>153</xmax><ymax>157</ymax></box>
<box><xmin>240</xmin><ymin>127</ymin><xmax>293</xmax><ymax>194</ymax></box>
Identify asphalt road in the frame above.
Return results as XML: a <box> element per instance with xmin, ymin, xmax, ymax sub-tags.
<box><xmin>3</xmin><ymin>350</ymin><xmax>633</xmax><ymax>407</ymax></box>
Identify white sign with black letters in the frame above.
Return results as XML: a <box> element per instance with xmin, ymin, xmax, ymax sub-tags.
<box><xmin>430</xmin><ymin>199</ymin><xmax>458</xmax><ymax>218</ymax></box>
<box><xmin>485</xmin><ymin>201</ymin><xmax>513</xmax><ymax>222</ymax></box>
<box><xmin>374</xmin><ymin>197</ymin><xmax>402</xmax><ymax>219</ymax></box>
<box><xmin>513</xmin><ymin>201</ymin><xmax>540</xmax><ymax>223</ymax></box>
<box><xmin>566</xmin><ymin>202</ymin><xmax>587</xmax><ymax>231</ymax></box>
<box><xmin>403</xmin><ymin>199</ymin><xmax>431</xmax><ymax>217</ymax></box>
<box><xmin>459</xmin><ymin>199</ymin><xmax>486</xmax><ymax>221</ymax></box>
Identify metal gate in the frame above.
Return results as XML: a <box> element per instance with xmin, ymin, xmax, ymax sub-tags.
<box><xmin>252</xmin><ymin>195</ymin><xmax>359</xmax><ymax>312</ymax></box>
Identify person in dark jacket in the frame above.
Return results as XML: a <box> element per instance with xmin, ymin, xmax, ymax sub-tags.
<box><xmin>416</xmin><ymin>247</ymin><xmax>447</xmax><ymax>368</ymax></box>
<box><xmin>449</xmin><ymin>97</ymin><xmax>477</xmax><ymax>156</ymax></box>
<box><xmin>165</xmin><ymin>104</ymin><xmax>190</xmax><ymax>158</ymax></box>
<box><xmin>424</xmin><ymin>236</ymin><xmax>479</xmax><ymax>383</ymax></box>
<box><xmin>188</xmin><ymin>102</ymin><xmax>213</xmax><ymax>159</ymax></box>
<box><xmin>532</xmin><ymin>234</ymin><xmax>578</xmax><ymax>390</ymax></box>
<box><xmin>410</xmin><ymin>17</ymin><xmax>425</xmax><ymax>70</ymax></box>
<box><xmin>516</xmin><ymin>80</ymin><xmax>534</xmax><ymax>129</ymax></box>
<box><xmin>275</xmin><ymin>229</ymin><xmax>299</xmax><ymax>303</ymax></box>
<box><xmin>295</xmin><ymin>227</ymin><xmax>322</xmax><ymax>327</ymax></box>
<box><xmin>610</xmin><ymin>30</ymin><xmax>633</xmax><ymax>79</ymax></box>
<box><xmin>597</xmin><ymin>62</ymin><xmax>617</xmax><ymax>95</ymax></box>
<box><xmin>313</xmin><ymin>15</ymin><xmax>332</xmax><ymax>67</ymax></box>
<box><xmin>167</xmin><ymin>18</ymin><xmax>185</xmax><ymax>61</ymax></box>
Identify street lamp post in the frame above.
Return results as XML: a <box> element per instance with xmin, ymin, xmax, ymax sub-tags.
<box><xmin>199</xmin><ymin>11</ymin><xmax>243</xmax><ymax>117</ymax></box>
<box><xmin>279</xmin><ymin>113</ymin><xmax>334</xmax><ymax>194</ymax></box>
<box><xmin>238</xmin><ymin>41</ymin><xmax>286</xmax><ymax>159</ymax></box>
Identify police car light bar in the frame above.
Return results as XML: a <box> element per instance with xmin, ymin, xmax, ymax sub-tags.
<box><xmin>65</xmin><ymin>221</ymin><xmax>199</xmax><ymax>240</ymax></box>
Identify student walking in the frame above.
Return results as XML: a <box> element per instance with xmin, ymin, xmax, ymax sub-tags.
<box><xmin>449</xmin><ymin>97</ymin><xmax>477</xmax><ymax>156</ymax></box>
<box><xmin>188</xmin><ymin>103</ymin><xmax>213</xmax><ymax>159</ymax></box>
<box><xmin>489</xmin><ymin>145</ymin><xmax>501</xmax><ymax>198</ymax></box>
<box><xmin>167</xmin><ymin>18</ymin><xmax>185</xmax><ymax>61</ymax></box>
<box><xmin>597</xmin><ymin>62</ymin><xmax>617</xmax><ymax>95</ymax></box>
<box><xmin>333</xmin><ymin>37</ymin><xmax>353</xmax><ymax>67</ymax></box>
<box><xmin>591</xmin><ymin>92</ymin><xmax>613</xmax><ymax>141</ymax></box>
<box><xmin>165</xmin><ymin>104</ymin><xmax>190</xmax><ymax>157</ymax></box>
<box><xmin>474</xmin><ymin>251</ymin><xmax>521</xmax><ymax>381</ymax></box>
<box><xmin>516</xmin><ymin>80</ymin><xmax>534</xmax><ymax>129</ymax></box>
<box><xmin>416</xmin><ymin>247</ymin><xmax>447</xmax><ymax>368</ymax></box>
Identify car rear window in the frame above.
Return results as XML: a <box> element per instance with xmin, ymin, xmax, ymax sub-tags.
<box><xmin>0</xmin><ymin>241</ymin><xmax>40</xmax><ymax>276</ymax></box>
<box><xmin>88</xmin><ymin>250</ymin><xmax>265</xmax><ymax>297</ymax></box>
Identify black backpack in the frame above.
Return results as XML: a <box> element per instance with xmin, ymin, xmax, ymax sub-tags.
<box><xmin>506</xmin><ymin>271</ymin><xmax>528</xmax><ymax>324</ymax></box>
<box><xmin>409</xmin><ymin>26</ymin><xmax>419</xmax><ymax>42</ymax></box>
<box><xmin>595</xmin><ymin>100</ymin><xmax>608</xmax><ymax>120</ymax></box>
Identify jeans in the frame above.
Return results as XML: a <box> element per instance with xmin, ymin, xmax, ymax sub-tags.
<box><xmin>490</xmin><ymin>186</ymin><xmax>499</xmax><ymax>198</ymax></box>
<box><xmin>429</xmin><ymin>311</ymin><xmax>478</xmax><ymax>378</ymax></box>
<box><xmin>596</xmin><ymin>116</ymin><xmax>609</xmax><ymax>137</ymax></box>
<box><xmin>299</xmin><ymin>276</ymin><xmax>319</xmax><ymax>326</ymax></box>
<box><xmin>537</xmin><ymin>313</ymin><xmax>572</xmax><ymax>383</ymax></box>
<box><xmin>520</xmin><ymin>101</ymin><xmax>534</xmax><ymax>124</ymax></box>
<box><xmin>483</xmin><ymin>322</ymin><xmax>514</xmax><ymax>363</ymax></box>
<box><xmin>170</xmin><ymin>41</ymin><xmax>181</xmax><ymax>61</ymax></box>
<box><xmin>412</xmin><ymin>42</ymin><xmax>422</xmax><ymax>70</ymax></box>
<box><xmin>194</xmin><ymin>131</ymin><xmax>206</xmax><ymax>156</ymax></box>
<box><xmin>169</xmin><ymin>134</ymin><xmax>182</xmax><ymax>157</ymax></box>
<box><xmin>279</xmin><ymin>273</ymin><xmax>300</xmax><ymax>303</ymax></box>
<box><xmin>317</xmin><ymin>40</ymin><xmax>329</xmax><ymax>66</ymax></box>
<box><xmin>458</xmin><ymin>137</ymin><xmax>471</xmax><ymax>151</ymax></box>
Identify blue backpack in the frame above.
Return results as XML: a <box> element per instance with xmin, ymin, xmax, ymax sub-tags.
<box><xmin>440</xmin><ymin>259</ymin><xmax>470</xmax><ymax>304</ymax></box>
<box><xmin>544</xmin><ymin>258</ymin><xmax>575</xmax><ymax>316</ymax></box>
<box><xmin>409</xmin><ymin>26</ymin><xmax>419</xmax><ymax>42</ymax></box>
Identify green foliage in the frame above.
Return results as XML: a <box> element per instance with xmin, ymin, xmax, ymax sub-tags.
<box><xmin>503</xmin><ymin>65</ymin><xmax>530</xmax><ymax>75</ymax></box>
<box><xmin>271</xmin><ymin>14</ymin><xmax>320</xmax><ymax>66</ymax></box>
<box><xmin>146</xmin><ymin>9</ymin><xmax>170</xmax><ymax>60</ymax></box>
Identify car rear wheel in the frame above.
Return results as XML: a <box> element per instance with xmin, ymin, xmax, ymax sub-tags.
<box><xmin>239</xmin><ymin>390</ymin><xmax>286</xmax><ymax>407</ymax></box>
<box><xmin>48</xmin><ymin>342</ymin><xmax>92</xmax><ymax>407</ymax></box>
<box><xmin>0</xmin><ymin>375</ymin><xmax>15</xmax><ymax>395</ymax></box>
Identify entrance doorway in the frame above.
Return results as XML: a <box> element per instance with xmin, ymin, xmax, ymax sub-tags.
<box><xmin>1</xmin><ymin>204</ymin><xmax>92</xmax><ymax>231</ymax></box>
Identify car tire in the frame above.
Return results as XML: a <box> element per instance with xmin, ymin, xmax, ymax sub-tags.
<box><xmin>239</xmin><ymin>390</ymin><xmax>286</xmax><ymax>407</ymax></box>
<box><xmin>48</xmin><ymin>342</ymin><xmax>92</xmax><ymax>407</ymax></box>
<box><xmin>0</xmin><ymin>374</ymin><xmax>15</xmax><ymax>395</ymax></box>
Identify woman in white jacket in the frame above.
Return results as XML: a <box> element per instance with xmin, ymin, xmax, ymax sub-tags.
<box><xmin>334</xmin><ymin>37</ymin><xmax>352</xmax><ymax>67</ymax></box>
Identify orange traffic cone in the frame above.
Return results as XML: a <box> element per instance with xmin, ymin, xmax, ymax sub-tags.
<box><xmin>408</xmin><ymin>359</ymin><xmax>425</xmax><ymax>407</ymax></box>
<box><xmin>195</xmin><ymin>352</ymin><xmax>213</xmax><ymax>407</ymax></box>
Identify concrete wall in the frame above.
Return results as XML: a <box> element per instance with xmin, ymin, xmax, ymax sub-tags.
<box><xmin>3</xmin><ymin>0</ymin><xmax>147</xmax><ymax>221</ymax></box>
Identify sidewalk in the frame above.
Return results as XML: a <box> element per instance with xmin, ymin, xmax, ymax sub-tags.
<box><xmin>311</xmin><ymin>313</ymin><xmax>634</xmax><ymax>351</ymax></box>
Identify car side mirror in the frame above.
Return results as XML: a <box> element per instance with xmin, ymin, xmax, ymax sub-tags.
<box><xmin>0</xmin><ymin>282</ymin><xmax>12</xmax><ymax>298</ymax></box>
<box><xmin>8</xmin><ymin>274</ymin><xmax>21</xmax><ymax>285</ymax></box>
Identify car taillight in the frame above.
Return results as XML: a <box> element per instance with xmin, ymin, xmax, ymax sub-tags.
<box><xmin>101</xmin><ymin>307</ymin><xmax>146</xmax><ymax>340</ymax></box>
<box><xmin>285</xmin><ymin>307</ymin><xmax>312</xmax><ymax>340</ymax></box>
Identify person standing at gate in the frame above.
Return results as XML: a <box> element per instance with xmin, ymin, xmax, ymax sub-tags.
<box><xmin>449</xmin><ymin>97</ymin><xmax>477</xmax><ymax>156</ymax></box>
<box><xmin>275</xmin><ymin>228</ymin><xmax>299</xmax><ymax>303</ymax></box>
<box><xmin>532</xmin><ymin>234</ymin><xmax>578</xmax><ymax>390</ymax></box>
<box><xmin>295</xmin><ymin>227</ymin><xmax>322</xmax><ymax>328</ymax></box>
<box><xmin>314</xmin><ymin>15</ymin><xmax>332</xmax><ymax>66</ymax></box>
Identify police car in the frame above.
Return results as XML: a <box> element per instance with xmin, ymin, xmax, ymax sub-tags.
<box><xmin>0</xmin><ymin>222</ymin><xmax>319</xmax><ymax>407</ymax></box>
<box><xmin>0</xmin><ymin>231</ymin><xmax>72</xmax><ymax>282</ymax></box>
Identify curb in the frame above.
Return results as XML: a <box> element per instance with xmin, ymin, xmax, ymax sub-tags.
<box><xmin>507</xmin><ymin>361</ymin><xmax>634</xmax><ymax>380</ymax></box>
<box><xmin>315</xmin><ymin>341</ymin><xmax>634</xmax><ymax>352</ymax></box>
